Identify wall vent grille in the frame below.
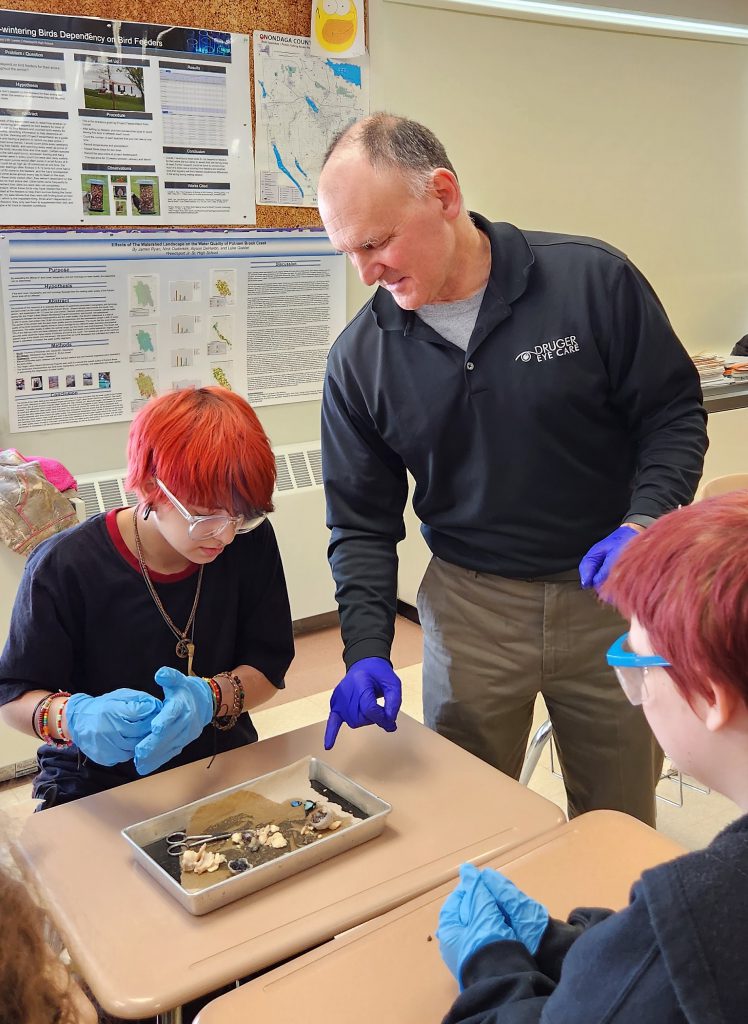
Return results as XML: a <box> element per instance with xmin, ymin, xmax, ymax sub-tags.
<box><xmin>75</xmin><ymin>441</ymin><xmax>323</xmax><ymax>518</ymax></box>
<box><xmin>274</xmin><ymin>456</ymin><xmax>295</xmax><ymax>493</ymax></box>
<box><xmin>307</xmin><ymin>448</ymin><xmax>323</xmax><ymax>486</ymax></box>
<box><xmin>274</xmin><ymin>443</ymin><xmax>322</xmax><ymax>493</ymax></box>
<box><xmin>76</xmin><ymin>477</ymin><xmax>138</xmax><ymax>520</ymax></box>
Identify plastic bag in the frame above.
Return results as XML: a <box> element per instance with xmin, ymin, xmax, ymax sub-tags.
<box><xmin>0</xmin><ymin>449</ymin><xmax>78</xmax><ymax>556</ymax></box>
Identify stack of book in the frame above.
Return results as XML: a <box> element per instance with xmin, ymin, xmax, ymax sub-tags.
<box><xmin>691</xmin><ymin>354</ymin><xmax>727</xmax><ymax>386</ymax></box>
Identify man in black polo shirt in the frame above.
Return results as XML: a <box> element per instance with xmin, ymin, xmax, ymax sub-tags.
<box><xmin>317</xmin><ymin>113</ymin><xmax>707</xmax><ymax>823</ymax></box>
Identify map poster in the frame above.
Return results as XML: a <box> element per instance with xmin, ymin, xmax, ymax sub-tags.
<box><xmin>2</xmin><ymin>230</ymin><xmax>346</xmax><ymax>432</ymax></box>
<box><xmin>0</xmin><ymin>8</ymin><xmax>255</xmax><ymax>225</ymax></box>
<box><xmin>253</xmin><ymin>32</ymin><xmax>369</xmax><ymax>208</ymax></box>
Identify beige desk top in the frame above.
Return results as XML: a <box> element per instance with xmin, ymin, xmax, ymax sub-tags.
<box><xmin>195</xmin><ymin>810</ymin><xmax>687</xmax><ymax>1024</ymax></box>
<box><xmin>14</xmin><ymin>714</ymin><xmax>563</xmax><ymax>1018</ymax></box>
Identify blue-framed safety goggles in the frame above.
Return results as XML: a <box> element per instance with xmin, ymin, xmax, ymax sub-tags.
<box><xmin>606</xmin><ymin>633</ymin><xmax>671</xmax><ymax>706</ymax></box>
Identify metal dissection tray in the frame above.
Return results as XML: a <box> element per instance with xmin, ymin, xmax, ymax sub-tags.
<box><xmin>122</xmin><ymin>756</ymin><xmax>391</xmax><ymax>915</ymax></box>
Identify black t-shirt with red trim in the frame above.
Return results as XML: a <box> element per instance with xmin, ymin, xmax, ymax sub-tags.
<box><xmin>0</xmin><ymin>509</ymin><xmax>294</xmax><ymax>805</ymax></box>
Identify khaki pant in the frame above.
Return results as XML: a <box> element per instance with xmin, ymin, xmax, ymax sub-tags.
<box><xmin>417</xmin><ymin>557</ymin><xmax>662</xmax><ymax>825</ymax></box>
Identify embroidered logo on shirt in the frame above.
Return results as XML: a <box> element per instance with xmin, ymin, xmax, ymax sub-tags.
<box><xmin>515</xmin><ymin>335</ymin><xmax>580</xmax><ymax>363</ymax></box>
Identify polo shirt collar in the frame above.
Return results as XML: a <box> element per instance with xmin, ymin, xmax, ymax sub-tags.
<box><xmin>370</xmin><ymin>214</ymin><xmax>535</xmax><ymax>334</ymax></box>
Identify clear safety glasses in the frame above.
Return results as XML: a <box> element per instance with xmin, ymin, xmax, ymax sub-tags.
<box><xmin>606</xmin><ymin>633</ymin><xmax>671</xmax><ymax>706</ymax></box>
<box><xmin>155</xmin><ymin>477</ymin><xmax>266</xmax><ymax>541</ymax></box>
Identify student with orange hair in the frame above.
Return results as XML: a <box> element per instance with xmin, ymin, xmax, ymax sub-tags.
<box><xmin>0</xmin><ymin>387</ymin><xmax>294</xmax><ymax>807</ymax></box>
<box><xmin>436</xmin><ymin>492</ymin><xmax>748</xmax><ymax>1023</ymax></box>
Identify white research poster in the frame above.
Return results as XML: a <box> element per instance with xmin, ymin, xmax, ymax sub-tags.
<box><xmin>0</xmin><ymin>9</ymin><xmax>255</xmax><ymax>225</ymax></box>
<box><xmin>2</xmin><ymin>231</ymin><xmax>346</xmax><ymax>432</ymax></box>
<box><xmin>253</xmin><ymin>32</ymin><xmax>369</xmax><ymax>208</ymax></box>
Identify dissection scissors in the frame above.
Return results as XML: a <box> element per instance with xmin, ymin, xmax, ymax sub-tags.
<box><xmin>165</xmin><ymin>830</ymin><xmax>234</xmax><ymax>856</ymax></box>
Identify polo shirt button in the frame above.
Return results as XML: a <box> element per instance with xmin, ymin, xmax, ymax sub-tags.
<box><xmin>466</xmin><ymin>361</ymin><xmax>475</xmax><ymax>371</ymax></box>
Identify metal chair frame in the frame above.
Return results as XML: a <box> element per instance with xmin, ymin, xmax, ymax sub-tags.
<box><xmin>519</xmin><ymin>719</ymin><xmax>711</xmax><ymax>807</ymax></box>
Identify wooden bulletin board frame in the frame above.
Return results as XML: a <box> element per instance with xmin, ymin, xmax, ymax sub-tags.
<box><xmin>6</xmin><ymin>0</ymin><xmax>366</xmax><ymax>229</ymax></box>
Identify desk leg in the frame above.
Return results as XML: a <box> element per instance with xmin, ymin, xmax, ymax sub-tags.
<box><xmin>156</xmin><ymin>1008</ymin><xmax>182</xmax><ymax>1024</ymax></box>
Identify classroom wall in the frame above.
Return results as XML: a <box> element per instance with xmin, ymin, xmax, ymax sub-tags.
<box><xmin>1</xmin><ymin>0</ymin><xmax>746</xmax><ymax>480</ymax></box>
<box><xmin>701</xmin><ymin>408</ymin><xmax>748</xmax><ymax>482</ymax></box>
<box><xmin>369</xmin><ymin>0</ymin><xmax>748</xmax><ymax>354</ymax></box>
<box><xmin>365</xmin><ymin>0</ymin><xmax>748</xmax><ymax>477</ymax></box>
<box><xmin>0</xmin><ymin>0</ymin><xmax>346</xmax><ymax>470</ymax></box>
<box><xmin>550</xmin><ymin>0</ymin><xmax>748</xmax><ymax>25</ymax></box>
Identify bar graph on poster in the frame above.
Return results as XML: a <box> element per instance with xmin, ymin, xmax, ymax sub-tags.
<box><xmin>2</xmin><ymin>230</ymin><xmax>346</xmax><ymax>431</ymax></box>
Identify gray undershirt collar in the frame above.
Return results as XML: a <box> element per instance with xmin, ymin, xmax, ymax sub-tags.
<box><xmin>416</xmin><ymin>285</ymin><xmax>487</xmax><ymax>352</ymax></box>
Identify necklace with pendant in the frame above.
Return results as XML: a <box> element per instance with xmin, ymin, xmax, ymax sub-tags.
<box><xmin>132</xmin><ymin>506</ymin><xmax>203</xmax><ymax>676</ymax></box>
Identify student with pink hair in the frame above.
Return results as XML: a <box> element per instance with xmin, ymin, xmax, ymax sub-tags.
<box><xmin>437</xmin><ymin>492</ymin><xmax>748</xmax><ymax>1023</ymax></box>
<box><xmin>0</xmin><ymin>387</ymin><xmax>293</xmax><ymax>807</ymax></box>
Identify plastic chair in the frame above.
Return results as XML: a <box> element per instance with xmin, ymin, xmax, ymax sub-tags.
<box><xmin>697</xmin><ymin>473</ymin><xmax>748</xmax><ymax>501</ymax></box>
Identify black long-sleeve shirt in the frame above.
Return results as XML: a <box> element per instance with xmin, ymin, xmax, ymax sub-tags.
<box><xmin>442</xmin><ymin>814</ymin><xmax>748</xmax><ymax>1023</ymax></box>
<box><xmin>322</xmin><ymin>216</ymin><xmax>707</xmax><ymax>668</ymax></box>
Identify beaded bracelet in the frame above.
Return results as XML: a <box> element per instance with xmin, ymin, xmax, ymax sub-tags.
<box><xmin>35</xmin><ymin>694</ymin><xmax>54</xmax><ymax>743</ymax></box>
<box><xmin>212</xmin><ymin>672</ymin><xmax>245</xmax><ymax>731</ymax></box>
<box><xmin>39</xmin><ymin>692</ymin><xmax>73</xmax><ymax>749</ymax></box>
<box><xmin>30</xmin><ymin>694</ymin><xmax>51</xmax><ymax>740</ymax></box>
<box><xmin>56</xmin><ymin>697</ymin><xmax>71</xmax><ymax>744</ymax></box>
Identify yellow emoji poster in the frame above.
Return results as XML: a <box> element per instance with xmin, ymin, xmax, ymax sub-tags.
<box><xmin>310</xmin><ymin>0</ymin><xmax>365</xmax><ymax>59</ymax></box>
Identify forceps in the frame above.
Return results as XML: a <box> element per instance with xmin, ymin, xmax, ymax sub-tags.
<box><xmin>165</xmin><ymin>830</ymin><xmax>234</xmax><ymax>856</ymax></box>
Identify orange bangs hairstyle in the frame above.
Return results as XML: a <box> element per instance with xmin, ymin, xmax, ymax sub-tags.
<box><xmin>126</xmin><ymin>387</ymin><xmax>275</xmax><ymax>515</ymax></box>
<box><xmin>602</xmin><ymin>491</ymin><xmax>748</xmax><ymax>705</ymax></box>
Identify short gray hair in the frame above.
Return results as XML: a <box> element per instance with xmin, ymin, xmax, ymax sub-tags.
<box><xmin>323</xmin><ymin>113</ymin><xmax>458</xmax><ymax>196</ymax></box>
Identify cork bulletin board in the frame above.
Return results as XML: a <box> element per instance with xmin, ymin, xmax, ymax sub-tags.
<box><xmin>5</xmin><ymin>0</ymin><xmax>366</xmax><ymax>229</ymax></box>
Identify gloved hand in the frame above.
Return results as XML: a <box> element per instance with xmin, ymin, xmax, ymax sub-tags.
<box><xmin>65</xmin><ymin>689</ymin><xmax>163</xmax><ymax>766</ymax></box>
<box><xmin>437</xmin><ymin>863</ymin><xmax>518</xmax><ymax>989</ymax></box>
<box><xmin>478</xmin><ymin>868</ymin><xmax>549</xmax><ymax>954</ymax></box>
<box><xmin>133</xmin><ymin>667</ymin><xmax>214</xmax><ymax>776</ymax></box>
<box><xmin>323</xmin><ymin>656</ymin><xmax>402</xmax><ymax>750</ymax></box>
<box><xmin>579</xmin><ymin>525</ymin><xmax>639</xmax><ymax>590</ymax></box>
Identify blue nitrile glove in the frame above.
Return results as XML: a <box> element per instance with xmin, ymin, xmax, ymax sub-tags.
<box><xmin>133</xmin><ymin>666</ymin><xmax>214</xmax><ymax>776</ymax></box>
<box><xmin>579</xmin><ymin>525</ymin><xmax>639</xmax><ymax>590</ymax></box>
<box><xmin>65</xmin><ymin>689</ymin><xmax>163</xmax><ymax>766</ymax></box>
<box><xmin>478</xmin><ymin>868</ymin><xmax>549</xmax><ymax>954</ymax></box>
<box><xmin>437</xmin><ymin>863</ymin><xmax>518</xmax><ymax>989</ymax></box>
<box><xmin>323</xmin><ymin>656</ymin><xmax>402</xmax><ymax>750</ymax></box>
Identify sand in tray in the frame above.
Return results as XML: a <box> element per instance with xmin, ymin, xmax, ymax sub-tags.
<box><xmin>180</xmin><ymin>789</ymin><xmax>343</xmax><ymax>891</ymax></box>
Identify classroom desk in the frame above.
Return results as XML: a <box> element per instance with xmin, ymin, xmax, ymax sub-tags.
<box><xmin>13</xmin><ymin>714</ymin><xmax>563</xmax><ymax>1022</ymax></box>
<box><xmin>703</xmin><ymin>380</ymin><xmax>748</xmax><ymax>414</ymax></box>
<box><xmin>195</xmin><ymin>810</ymin><xmax>686</xmax><ymax>1024</ymax></box>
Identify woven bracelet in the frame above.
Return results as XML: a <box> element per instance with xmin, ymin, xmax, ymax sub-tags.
<box><xmin>212</xmin><ymin>672</ymin><xmax>245</xmax><ymax>731</ymax></box>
